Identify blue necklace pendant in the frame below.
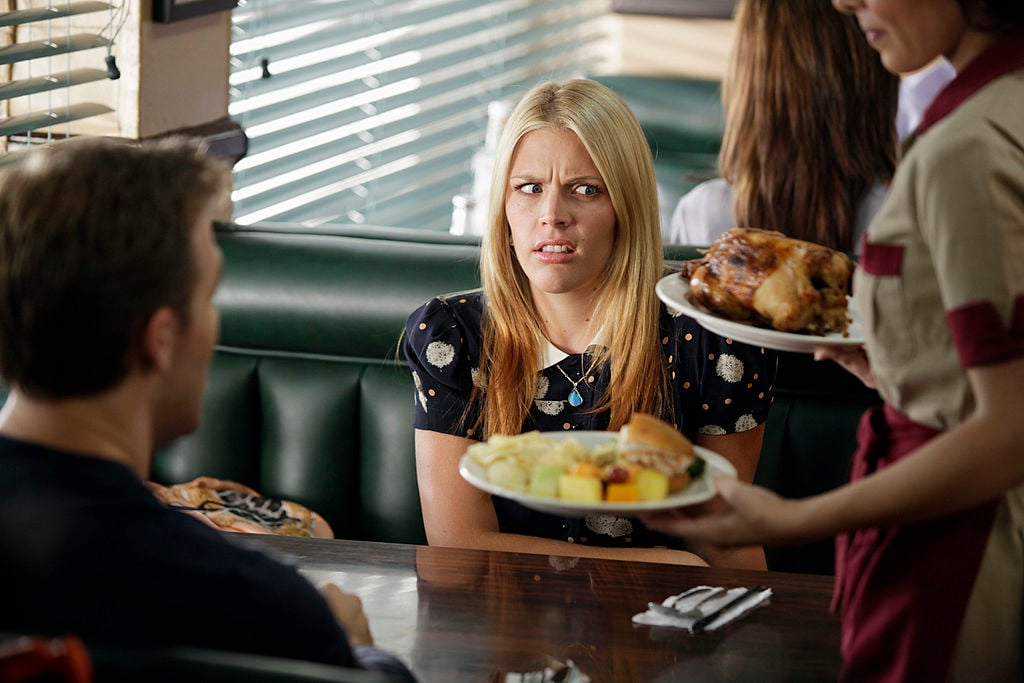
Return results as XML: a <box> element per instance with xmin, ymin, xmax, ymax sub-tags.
<box><xmin>568</xmin><ymin>388</ymin><xmax>583</xmax><ymax>407</ymax></box>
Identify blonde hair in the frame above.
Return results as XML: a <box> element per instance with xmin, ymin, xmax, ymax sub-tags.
<box><xmin>473</xmin><ymin>79</ymin><xmax>669</xmax><ymax>438</ymax></box>
<box><xmin>720</xmin><ymin>0</ymin><xmax>899</xmax><ymax>251</ymax></box>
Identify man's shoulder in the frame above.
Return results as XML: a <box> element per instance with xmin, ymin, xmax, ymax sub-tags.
<box><xmin>0</xmin><ymin>435</ymin><xmax>139</xmax><ymax>498</ymax></box>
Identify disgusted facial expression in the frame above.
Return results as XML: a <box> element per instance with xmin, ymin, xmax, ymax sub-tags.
<box><xmin>505</xmin><ymin>128</ymin><xmax>617</xmax><ymax>301</ymax></box>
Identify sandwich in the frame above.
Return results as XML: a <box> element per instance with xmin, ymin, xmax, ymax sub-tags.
<box><xmin>618</xmin><ymin>413</ymin><xmax>703</xmax><ymax>493</ymax></box>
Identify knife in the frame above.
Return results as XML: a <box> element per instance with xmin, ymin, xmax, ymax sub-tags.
<box><xmin>690</xmin><ymin>585</ymin><xmax>768</xmax><ymax>633</ymax></box>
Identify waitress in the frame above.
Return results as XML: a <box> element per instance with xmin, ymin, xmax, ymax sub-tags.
<box><xmin>642</xmin><ymin>0</ymin><xmax>1024</xmax><ymax>680</ymax></box>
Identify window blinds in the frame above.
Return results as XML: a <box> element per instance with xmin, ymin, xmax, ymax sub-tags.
<box><xmin>229</xmin><ymin>0</ymin><xmax>612</xmax><ymax>231</ymax></box>
<box><xmin>0</xmin><ymin>1</ymin><xmax>117</xmax><ymax>163</ymax></box>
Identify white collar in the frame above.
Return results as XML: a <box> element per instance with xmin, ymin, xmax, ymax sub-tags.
<box><xmin>538</xmin><ymin>327</ymin><xmax>606</xmax><ymax>371</ymax></box>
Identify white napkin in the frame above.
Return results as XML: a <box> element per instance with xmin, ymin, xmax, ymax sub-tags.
<box><xmin>632</xmin><ymin>585</ymin><xmax>772</xmax><ymax>633</ymax></box>
<box><xmin>495</xmin><ymin>659</ymin><xmax>590</xmax><ymax>682</ymax></box>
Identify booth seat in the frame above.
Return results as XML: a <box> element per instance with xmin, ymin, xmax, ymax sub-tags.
<box><xmin>149</xmin><ymin>222</ymin><xmax>879</xmax><ymax>574</ymax></box>
<box><xmin>151</xmin><ymin>223</ymin><xmax>481</xmax><ymax>545</ymax></box>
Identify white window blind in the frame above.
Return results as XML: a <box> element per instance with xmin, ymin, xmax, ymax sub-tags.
<box><xmin>229</xmin><ymin>0</ymin><xmax>612</xmax><ymax>230</ymax></box>
<box><xmin>0</xmin><ymin>1</ymin><xmax>122</xmax><ymax>163</ymax></box>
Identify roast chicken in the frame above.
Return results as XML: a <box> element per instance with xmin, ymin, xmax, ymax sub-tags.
<box><xmin>682</xmin><ymin>228</ymin><xmax>855</xmax><ymax>335</ymax></box>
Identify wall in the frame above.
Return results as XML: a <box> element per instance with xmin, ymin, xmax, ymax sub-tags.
<box><xmin>132</xmin><ymin>4</ymin><xmax>233</xmax><ymax>138</ymax></box>
<box><xmin>611</xmin><ymin>14</ymin><xmax>733</xmax><ymax>80</ymax></box>
<box><xmin>7</xmin><ymin>1</ymin><xmax>232</xmax><ymax>140</ymax></box>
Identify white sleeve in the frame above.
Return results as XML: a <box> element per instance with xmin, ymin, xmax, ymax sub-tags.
<box><xmin>667</xmin><ymin>178</ymin><xmax>734</xmax><ymax>246</ymax></box>
<box><xmin>896</xmin><ymin>58</ymin><xmax>956</xmax><ymax>140</ymax></box>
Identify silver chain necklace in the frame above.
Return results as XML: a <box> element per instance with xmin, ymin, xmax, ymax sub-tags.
<box><xmin>554</xmin><ymin>352</ymin><xmax>601</xmax><ymax>407</ymax></box>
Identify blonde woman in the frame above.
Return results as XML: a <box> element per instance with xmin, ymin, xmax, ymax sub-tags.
<box><xmin>668</xmin><ymin>0</ymin><xmax>900</xmax><ymax>252</ymax></box>
<box><xmin>405</xmin><ymin>79</ymin><xmax>775</xmax><ymax>569</ymax></box>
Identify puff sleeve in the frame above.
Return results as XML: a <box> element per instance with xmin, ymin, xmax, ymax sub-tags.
<box><xmin>404</xmin><ymin>293</ymin><xmax>484</xmax><ymax>439</ymax></box>
<box><xmin>664</xmin><ymin>306</ymin><xmax>776</xmax><ymax>439</ymax></box>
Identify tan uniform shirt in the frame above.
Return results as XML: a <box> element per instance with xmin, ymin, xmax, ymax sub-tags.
<box><xmin>855</xmin><ymin>70</ymin><xmax>1024</xmax><ymax>430</ymax></box>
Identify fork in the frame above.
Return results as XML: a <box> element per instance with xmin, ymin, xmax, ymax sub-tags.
<box><xmin>648</xmin><ymin>586</ymin><xmax>725</xmax><ymax>619</ymax></box>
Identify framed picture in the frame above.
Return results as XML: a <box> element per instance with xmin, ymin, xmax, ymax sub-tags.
<box><xmin>152</xmin><ymin>0</ymin><xmax>238</xmax><ymax>23</ymax></box>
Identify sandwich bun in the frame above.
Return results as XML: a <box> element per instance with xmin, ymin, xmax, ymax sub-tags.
<box><xmin>618</xmin><ymin>413</ymin><xmax>696</xmax><ymax>493</ymax></box>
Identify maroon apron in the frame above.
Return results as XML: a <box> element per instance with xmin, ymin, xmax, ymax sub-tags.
<box><xmin>832</xmin><ymin>30</ymin><xmax>1024</xmax><ymax>682</ymax></box>
<box><xmin>833</xmin><ymin>405</ymin><xmax>997</xmax><ymax>682</ymax></box>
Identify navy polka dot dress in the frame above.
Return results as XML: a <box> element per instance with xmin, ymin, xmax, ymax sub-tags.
<box><xmin>405</xmin><ymin>289</ymin><xmax>776</xmax><ymax>548</ymax></box>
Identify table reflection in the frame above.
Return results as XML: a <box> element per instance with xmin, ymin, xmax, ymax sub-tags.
<box><xmin>243</xmin><ymin>535</ymin><xmax>840</xmax><ymax>683</ymax></box>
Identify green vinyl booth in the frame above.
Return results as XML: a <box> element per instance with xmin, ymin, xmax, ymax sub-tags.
<box><xmin>150</xmin><ymin>222</ymin><xmax>879</xmax><ymax>575</ymax></box>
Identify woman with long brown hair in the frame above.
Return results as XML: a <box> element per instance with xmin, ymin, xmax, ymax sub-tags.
<box><xmin>668</xmin><ymin>0</ymin><xmax>900</xmax><ymax>252</ymax></box>
<box><xmin>406</xmin><ymin>79</ymin><xmax>775</xmax><ymax>569</ymax></box>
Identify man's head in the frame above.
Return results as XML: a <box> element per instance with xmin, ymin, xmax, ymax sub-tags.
<box><xmin>0</xmin><ymin>137</ymin><xmax>228</xmax><ymax>441</ymax></box>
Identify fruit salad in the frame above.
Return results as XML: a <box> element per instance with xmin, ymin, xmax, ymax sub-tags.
<box><xmin>465</xmin><ymin>431</ymin><xmax>704</xmax><ymax>504</ymax></box>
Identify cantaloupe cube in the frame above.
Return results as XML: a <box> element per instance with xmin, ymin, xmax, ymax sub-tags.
<box><xmin>528</xmin><ymin>464</ymin><xmax>562</xmax><ymax>498</ymax></box>
<box><xmin>559</xmin><ymin>474</ymin><xmax>602</xmax><ymax>502</ymax></box>
<box><xmin>605</xmin><ymin>482</ymin><xmax>639</xmax><ymax>502</ymax></box>
<box><xmin>636</xmin><ymin>469</ymin><xmax>669</xmax><ymax>501</ymax></box>
<box><xmin>570</xmin><ymin>462</ymin><xmax>601</xmax><ymax>479</ymax></box>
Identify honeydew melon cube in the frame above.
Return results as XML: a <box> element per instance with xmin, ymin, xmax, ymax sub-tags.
<box><xmin>486</xmin><ymin>460</ymin><xmax>528</xmax><ymax>492</ymax></box>
<box><xmin>636</xmin><ymin>469</ymin><xmax>669</xmax><ymax>501</ymax></box>
<box><xmin>559</xmin><ymin>474</ymin><xmax>603</xmax><ymax>503</ymax></box>
<box><xmin>528</xmin><ymin>464</ymin><xmax>563</xmax><ymax>498</ymax></box>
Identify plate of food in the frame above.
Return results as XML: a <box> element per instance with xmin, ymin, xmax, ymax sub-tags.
<box><xmin>458</xmin><ymin>413</ymin><xmax>736</xmax><ymax>517</ymax></box>
<box><xmin>657</xmin><ymin>275</ymin><xmax>865</xmax><ymax>353</ymax></box>
<box><xmin>657</xmin><ymin>228</ymin><xmax>865</xmax><ymax>353</ymax></box>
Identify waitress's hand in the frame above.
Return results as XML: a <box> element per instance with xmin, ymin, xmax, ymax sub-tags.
<box><xmin>640</xmin><ymin>476</ymin><xmax>810</xmax><ymax>549</ymax></box>
<box><xmin>814</xmin><ymin>346</ymin><xmax>876</xmax><ymax>389</ymax></box>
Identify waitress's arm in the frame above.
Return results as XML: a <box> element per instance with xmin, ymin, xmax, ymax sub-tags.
<box><xmin>804</xmin><ymin>354</ymin><xmax>1024</xmax><ymax>533</ymax></box>
<box><xmin>643</xmin><ymin>355</ymin><xmax>1024</xmax><ymax>547</ymax></box>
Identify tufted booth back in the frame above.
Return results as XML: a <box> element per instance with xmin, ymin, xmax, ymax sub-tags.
<box><xmin>150</xmin><ymin>224</ymin><xmax>483</xmax><ymax>544</ymax></box>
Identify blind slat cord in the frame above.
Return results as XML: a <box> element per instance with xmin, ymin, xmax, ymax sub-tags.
<box><xmin>0</xmin><ymin>1</ymin><xmax>118</xmax><ymax>154</ymax></box>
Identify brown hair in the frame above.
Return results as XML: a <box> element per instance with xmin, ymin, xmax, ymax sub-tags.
<box><xmin>720</xmin><ymin>0</ymin><xmax>899</xmax><ymax>251</ymax></box>
<box><xmin>956</xmin><ymin>0</ymin><xmax>1024</xmax><ymax>32</ymax></box>
<box><xmin>475</xmin><ymin>79</ymin><xmax>668</xmax><ymax>438</ymax></box>
<box><xmin>0</xmin><ymin>137</ymin><xmax>228</xmax><ymax>398</ymax></box>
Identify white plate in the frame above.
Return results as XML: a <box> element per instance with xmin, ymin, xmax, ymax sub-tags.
<box><xmin>458</xmin><ymin>430</ymin><xmax>735</xmax><ymax>518</ymax></box>
<box><xmin>656</xmin><ymin>274</ymin><xmax>865</xmax><ymax>354</ymax></box>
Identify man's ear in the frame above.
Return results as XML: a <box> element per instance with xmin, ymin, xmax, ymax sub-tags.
<box><xmin>139</xmin><ymin>307</ymin><xmax>178</xmax><ymax>374</ymax></box>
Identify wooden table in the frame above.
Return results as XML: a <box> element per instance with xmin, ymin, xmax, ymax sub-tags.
<box><xmin>246</xmin><ymin>535</ymin><xmax>841</xmax><ymax>683</ymax></box>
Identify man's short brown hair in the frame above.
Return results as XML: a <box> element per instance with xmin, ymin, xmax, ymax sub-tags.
<box><xmin>0</xmin><ymin>137</ymin><xmax>228</xmax><ymax>398</ymax></box>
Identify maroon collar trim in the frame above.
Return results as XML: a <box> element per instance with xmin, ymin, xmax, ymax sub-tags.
<box><xmin>917</xmin><ymin>28</ymin><xmax>1024</xmax><ymax>136</ymax></box>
